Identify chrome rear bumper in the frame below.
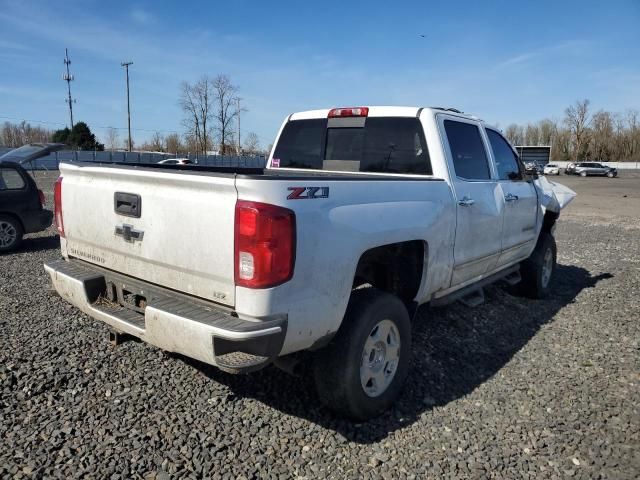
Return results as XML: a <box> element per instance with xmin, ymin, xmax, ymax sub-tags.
<box><xmin>44</xmin><ymin>258</ymin><xmax>286</xmax><ymax>371</ymax></box>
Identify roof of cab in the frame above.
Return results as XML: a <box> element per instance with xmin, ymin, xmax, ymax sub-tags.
<box><xmin>288</xmin><ymin>106</ymin><xmax>480</xmax><ymax>122</ymax></box>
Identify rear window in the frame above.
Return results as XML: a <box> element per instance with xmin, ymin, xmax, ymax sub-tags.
<box><xmin>0</xmin><ymin>168</ymin><xmax>26</xmax><ymax>190</ymax></box>
<box><xmin>272</xmin><ymin>117</ymin><xmax>432</xmax><ymax>175</ymax></box>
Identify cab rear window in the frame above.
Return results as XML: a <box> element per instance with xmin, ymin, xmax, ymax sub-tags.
<box><xmin>272</xmin><ymin>117</ymin><xmax>432</xmax><ymax>175</ymax></box>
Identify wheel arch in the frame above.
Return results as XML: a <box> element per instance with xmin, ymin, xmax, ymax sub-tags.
<box><xmin>0</xmin><ymin>211</ymin><xmax>25</xmax><ymax>232</ymax></box>
<box><xmin>352</xmin><ymin>240</ymin><xmax>427</xmax><ymax>311</ymax></box>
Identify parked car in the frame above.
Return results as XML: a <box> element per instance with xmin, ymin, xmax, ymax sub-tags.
<box><xmin>565</xmin><ymin>162</ymin><xmax>577</xmax><ymax>175</ymax></box>
<box><xmin>45</xmin><ymin>106</ymin><xmax>575</xmax><ymax>419</ymax></box>
<box><xmin>0</xmin><ymin>161</ymin><xmax>52</xmax><ymax>251</ymax></box>
<box><xmin>573</xmin><ymin>162</ymin><xmax>617</xmax><ymax>177</ymax></box>
<box><xmin>157</xmin><ymin>158</ymin><xmax>192</xmax><ymax>165</ymax></box>
<box><xmin>543</xmin><ymin>164</ymin><xmax>560</xmax><ymax>175</ymax></box>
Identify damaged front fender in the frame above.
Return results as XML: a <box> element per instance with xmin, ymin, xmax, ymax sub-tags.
<box><xmin>534</xmin><ymin>176</ymin><xmax>576</xmax><ymax>213</ymax></box>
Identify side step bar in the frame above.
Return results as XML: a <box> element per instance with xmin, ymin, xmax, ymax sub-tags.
<box><xmin>431</xmin><ymin>265</ymin><xmax>520</xmax><ymax>308</ymax></box>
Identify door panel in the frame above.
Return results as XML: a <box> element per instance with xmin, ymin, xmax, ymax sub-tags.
<box><xmin>484</xmin><ymin>128</ymin><xmax>538</xmax><ymax>267</ymax></box>
<box><xmin>451</xmin><ymin>182</ymin><xmax>504</xmax><ymax>284</ymax></box>
<box><xmin>497</xmin><ymin>181</ymin><xmax>537</xmax><ymax>266</ymax></box>
<box><xmin>439</xmin><ymin>117</ymin><xmax>504</xmax><ymax>286</ymax></box>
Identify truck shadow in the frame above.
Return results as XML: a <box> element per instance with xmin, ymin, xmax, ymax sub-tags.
<box><xmin>185</xmin><ymin>264</ymin><xmax>612</xmax><ymax>444</ymax></box>
<box><xmin>0</xmin><ymin>234</ymin><xmax>60</xmax><ymax>256</ymax></box>
<box><xmin>19</xmin><ymin>235</ymin><xmax>60</xmax><ymax>253</ymax></box>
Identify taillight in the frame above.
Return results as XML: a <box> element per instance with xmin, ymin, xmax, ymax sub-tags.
<box><xmin>328</xmin><ymin>107</ymin><xmax>369</xmax><ymax>118</ymax></box>
<box><xmin>38</xmin><ymin>189</ymin><xmax>46</xmax><ymax>208</ymax></box>
<box><xmin>234</xmin><ymin>200</ymin><xmax>295</xmax><ymax>288</ymax></box>
<box><xmin>53</xmin><ymin>177</ymin><xmax>64</xmax><ymax>238</ymax></box>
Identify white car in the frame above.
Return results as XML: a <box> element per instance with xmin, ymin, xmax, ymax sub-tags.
<box><xmin>543</xmin><ymin>164</ymin><xmax>560</xmax><ymax>175</ymax></box>
<box><xmin>45</xmin><ymin>106</ymin><xmax>575</xmax><ymax>420</ymax></box>
<box><xmin>157</xmin><ymin>158</ymin><xmax>192</xmax><ymax>165</ymax></box>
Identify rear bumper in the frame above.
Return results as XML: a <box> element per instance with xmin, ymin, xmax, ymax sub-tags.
<box><xmin>24</xmin><ymin>209</ymin><xmax>53</xmax><ymax>234</ymax></box>
<box><xmin>44</xmin><ymin>258</ymin><xmax>287</xmax><ymax>371</ymax></box>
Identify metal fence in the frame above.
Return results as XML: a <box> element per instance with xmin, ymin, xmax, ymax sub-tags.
<box><xmin>0</xmin><ymin>148</ymin><xmax>267</xmax><ymax>170</ymax></box>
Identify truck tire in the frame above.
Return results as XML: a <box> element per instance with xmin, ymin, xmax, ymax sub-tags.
<box><xmin>313</xmin><ymin>288</ymin><xmax>411</xmax><ymax>421</ymax></box>
<box><xmin>519</xmin><ymin>232</ymin><xmax>556</xmax><ymax>299</ymax></box>
<box><xmin>0</xmin><ymin>215</ymin><xmax>23</xmax><ymax>252</ymax></box>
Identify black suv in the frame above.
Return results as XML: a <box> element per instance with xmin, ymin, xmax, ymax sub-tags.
<box><xmin>0</xmin><ymin>144</ymin><xmax>64</xmax><ymax>251</ymax></box>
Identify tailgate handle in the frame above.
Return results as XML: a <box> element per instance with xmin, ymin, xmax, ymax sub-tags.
<box><xmin>114</xmin><ymin>192</ymin><xmax>141</xmax><ymax>218</ymax></box>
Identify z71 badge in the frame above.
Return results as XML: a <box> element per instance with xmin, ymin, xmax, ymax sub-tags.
<box><xmin>287</xmin><ymin>186</ymin><xmax>329</xmax><ymax>200</ymax></box>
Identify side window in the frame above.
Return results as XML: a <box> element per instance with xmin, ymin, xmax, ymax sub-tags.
<box><xmin>0</xmin><ymin>168</ymin><xmax>26</xmax><ymax>190</ymax></box>
<box><xmin>443</xmin><ymin>120</ymin><xmax>491</xmax><ymax>180</ymax></box>
<box><xmin>486</xmin><ymin>129</ymin><xmax>521</xmax><ymax>180</ymax></box>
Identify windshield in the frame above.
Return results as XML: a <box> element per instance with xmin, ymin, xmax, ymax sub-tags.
<box><xmin>272</xmin><ymin>117</ymin><xmax>432</xmax><ymax>175</ymax></box>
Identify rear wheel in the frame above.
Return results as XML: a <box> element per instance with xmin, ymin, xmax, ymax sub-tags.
<box><xmin>518</xmin><ymin>232</ymin><xmax>556</xmax><ymax>299</ymax></box>
<box><xmin>313</xmin><ymin>288</ymin><xmax>411</xmax><ymax>421</ymax></box>
<box><xmin>0</xmin><ymin>215</ymin><xmax>23</xmax><ymax>252</ymax></box>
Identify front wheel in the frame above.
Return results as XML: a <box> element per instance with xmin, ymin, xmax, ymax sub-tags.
<box><xmin>518</xmin><ymin>232</ymin><xmax>556</xmax><ymax>299</ymax></box>
<box><xmin>607</xmin><ymin>172</ymin><xmax>614</xmax><ymax>178</ymax></box>
<box><xmin>313</xmin><ymin>288</ymin><xmax>411</xmax><ymax>421</ymax></box>
<box><xmin>579</xmin><ymin>171</ymin><xmax>587</xmax><ymax>177</ymax></box>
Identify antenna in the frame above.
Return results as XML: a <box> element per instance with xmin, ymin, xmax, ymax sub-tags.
<box><xmin>63</xmin><ymin>48</ymin><xmax>76</xmax><ymax>129</ymax></box>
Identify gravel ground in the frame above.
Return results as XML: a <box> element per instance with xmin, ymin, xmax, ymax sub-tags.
<box><xmin>1</xmin><ymin>171</ymin><xmax>639</xmax><ymax>479</ymax></box>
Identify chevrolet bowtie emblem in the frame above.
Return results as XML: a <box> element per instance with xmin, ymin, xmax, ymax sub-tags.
<box><xmin>115</xmin><ymin>224</ymin><xmax>144</xmax><ymax>243</ymax></box>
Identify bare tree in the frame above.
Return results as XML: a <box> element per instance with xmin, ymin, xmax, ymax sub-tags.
<box><xmin>149</xmin><ymin>131</ymin><xmax>164</xmax><ymax>151</ymax></box>
<box><xmin>165</xmin><ymin>133</ymin><xmax>182</xmax><ymax>155</ymax></box>
<box><xmin>538</xmin><ymin>119</ymin><xmax>557</xmax><ymax>146</ymax></box>
<box><xmin>243</xmin><ymin>132</ymin><xmax>260</xmax><ymax>154</ymax></box>
<box><xmin>179</xmin><ymin>81</ymin><xmax>203</xmax><ymax>155</ymax></box>
<box><xmin>105</xmin><ymin>127</ymin><xmax>120</xmax><ymax>151</ymax></box>
<box><xmin>627</xmin><ymin>109</ymin><xmax>640</xmax><ymax>161</ymax></box>
<box><xmin>0</xmin><ymin>121</ymin><xmax>52</xmax><ymax>147</ymax></box>
<box><xmin>504</xmin><ymin>124</ymin><xmax>524</xmax><ymax>145</ymax></box>
<box><xmin>590</xmin><ymin>111</ymin><xmax>614</xmax><ymax>162</ymax></box>
<box><xmin>524</xmin><ymin>123</ymin><xmax>540</xmax><ymax>145</ymax></box>
<box><xmin>211</xmin><ymin>74</ymin><xmax>239</xmax><ymax>154</ymax></box>
<box><xmin>564</xmin><ymin>99</ymin><xmax>591</xmax><ymax>161</ymax></box>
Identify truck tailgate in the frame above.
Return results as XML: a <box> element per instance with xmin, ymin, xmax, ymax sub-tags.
<box><xmin>59</xmin><ymin>163</ymin><xmax>237</xmax><ymax>306</ymax></box>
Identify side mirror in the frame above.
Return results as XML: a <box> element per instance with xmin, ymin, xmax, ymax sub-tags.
<box><xmin>507</xmin><ymin>171</ymin><xmax>522</xmax><ymax>181</ymax></box>
<box><xmin>523</xmin><ymin>166</ymin><xmax>538</xmax><ymax>178</ymax></box>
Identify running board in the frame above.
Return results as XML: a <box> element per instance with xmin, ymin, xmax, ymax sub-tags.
<box><xmin>459</xmin><ymin>288</ymin><xmax>485</xmax><ymax>307</ymax></box>
<box><xmin>431</xmin><ymin>265</ymin><xmax>520</xmax><ymax>308</ymax></box>
<box><xmin>503</xmin><ymin>270</ymin><xmax>522</xmax><ymax>286</ymax></box>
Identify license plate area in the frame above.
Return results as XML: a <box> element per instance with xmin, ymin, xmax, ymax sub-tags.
<box><xmin>103</xmin><ymin>278</ymin><xmax>149</xmax><ymax>314</ymax></box>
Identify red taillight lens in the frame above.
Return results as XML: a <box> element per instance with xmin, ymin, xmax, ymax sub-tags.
<box><xmin>234</xmin><ymin>200</ymin><xmax>295</xmax><ymax>289</ymax></box>
<box><xmin>38</xmin><ymin>189</ymin><xmax>46</xmax><ymax>208</ymax></box>
<box><xmin>328</xmin><ymin>107</ymin><xmax>369</xmax><ymax>118</ymax></box>
<box><xmin>53</xmin><ymin>177</ymin><xmax>65</xmax><ymax>238</ymax></box>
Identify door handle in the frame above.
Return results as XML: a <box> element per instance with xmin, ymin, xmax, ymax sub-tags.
<box><xmin>458</xmin><ymin>196</ymin><xmax>475</xmax><ymax>207</ymax></box>
<box><xmin>504</xmin><ymin>193</ymin><xmax>519</xmax><ymax>202</ymax></box>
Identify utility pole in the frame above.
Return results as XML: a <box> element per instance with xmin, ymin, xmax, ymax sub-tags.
<box><xmin>63</xmin><ymin>48</ymin><xmax>75</xmax><ymax>129</ymax></box>
<box><xmin>237</xmin><ymin>97</ymin><xmax>241</xmax><ymax>154</ymax></box>
<box><xmin>121</xmin><ymin>61</ymin><xmax>133</xmax><ymax>152</ymax></box>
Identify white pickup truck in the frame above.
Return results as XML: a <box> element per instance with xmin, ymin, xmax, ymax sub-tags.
<box><xmin>45</xmin><ymin>106</ymin><xmax>574</xmax><ymax>420</ymax></box>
